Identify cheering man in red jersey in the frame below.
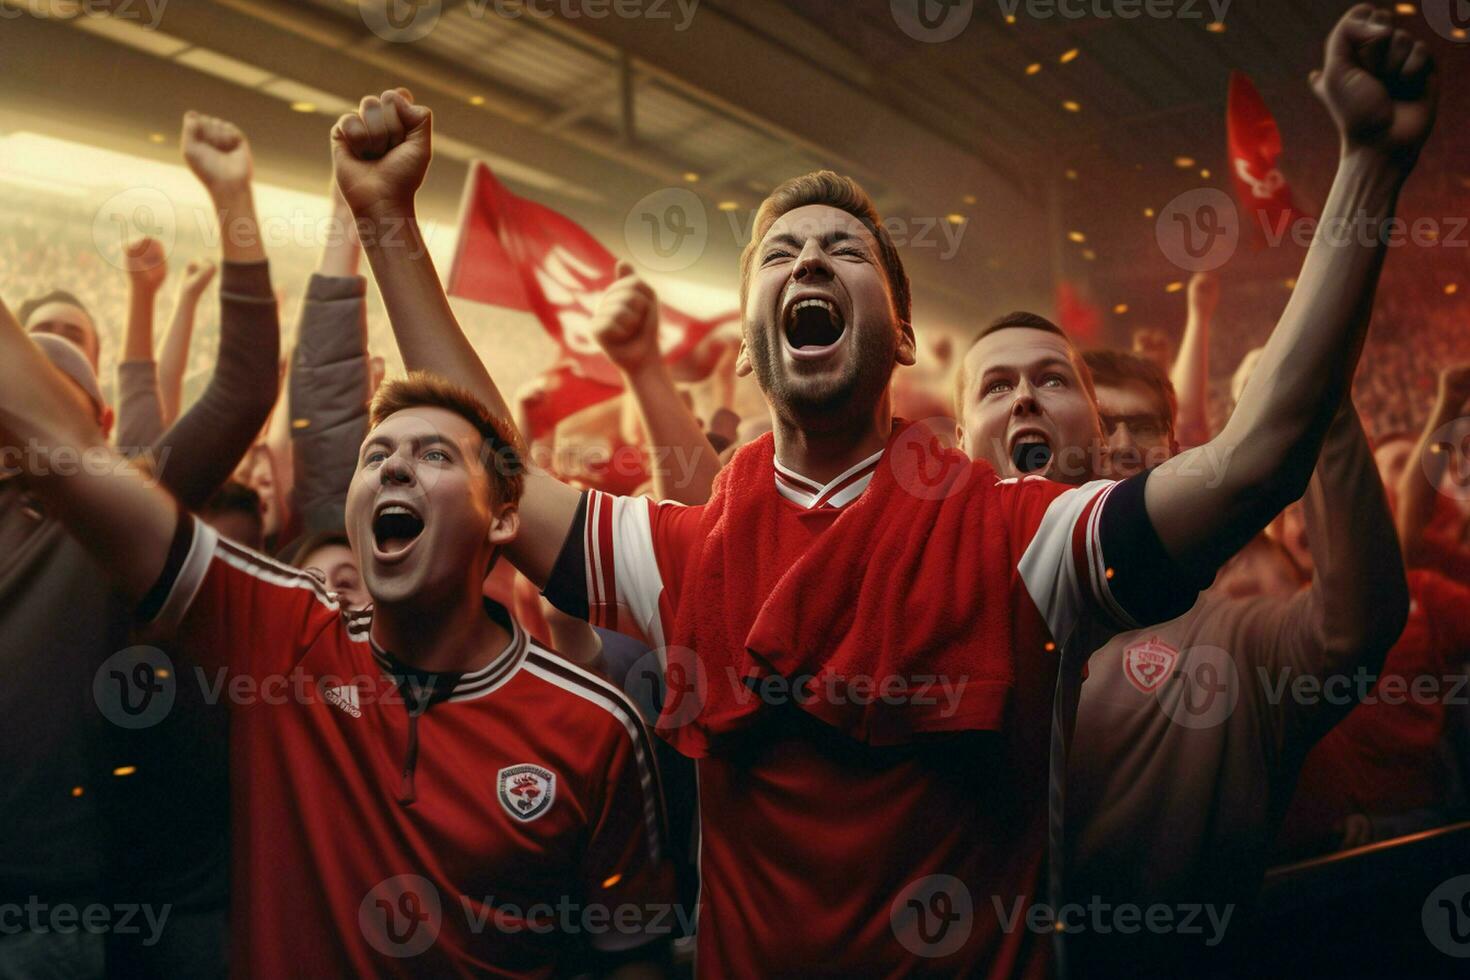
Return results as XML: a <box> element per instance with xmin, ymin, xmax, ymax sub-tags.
<box><xmin>0</xmin><ymin>124</ymin><xmax>674</xmax><ymax>980</ymax></box>
<box><xmin>328</xmin><ymin>6</ymin><xmax>1436</xmax><ymax>974</ymax></box>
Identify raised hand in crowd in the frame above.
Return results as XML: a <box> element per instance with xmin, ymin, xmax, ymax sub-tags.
<box><xmin>1171</xmin><ymin>271</ymin><xmax>1218</xmax><ymax>450</ymax></box>
<box><xmin>116</xmin><ymin>237</ymin><xmax>170</xmax><ymax>449</ymax></box>
<box><xmin>1396</xmin><ymin>362</ymin><xmax>1470</xmax><ymax>562</ymax></box>
<box><xmin>590</xmin><ymin>261</ymin><xmax>720</xmax><ymax>505</ymax></box>
<box><xmin>182</xmin><ymin>111</ymin><xmax>264</xmax><ymax>263</ymax></box>
<box><xmin>158</xmin><ymin>258</ymin><xmax>217</xmax><ymax>426</ymax></box>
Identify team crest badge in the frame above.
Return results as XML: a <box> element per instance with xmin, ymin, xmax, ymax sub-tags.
<box><xmin>497</xmin><ymin>764</ymin><xmax>556</xmax><ymax>822</ymax></box>
<box><xmin>1123</xmin><ymin>636</ymin><xmax>1178</xmax><ymax>694</ymax></box>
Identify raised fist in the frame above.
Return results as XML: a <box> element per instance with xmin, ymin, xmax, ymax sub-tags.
<box><xmin>1187</xmin><ymin>271</ymin><xmax>1220</xmax><ymax>321</ymax></box>
<box><xmin>124</xmin><ymin>237</ymin><xmax>167</xmax><ymax>293</ymax></box>
<box><xmin>1131</xmin><ymin>327</ymin><xmax>1173</xmax><ymax>370</ymax></box>
<box><xmin>181</xmin><ymin>112</ymin><xmax>253</xmax><ymax>199</ymax></box>
<box><xmin>331</xmin><ymin>89</ymin><xmax>432</xmax><ymax>219</ymax></box>
<box><xmin>180</xmin><ymin>259</ymin><xmax>216</xmax><ymax>298</ymax></box>
<box><xmin>591</xmin><ymin>262</ymin><xmax>661</xmax><ymax>374</ymax></box>
<box><xmin>1312</xmin><ymin>4</ymin><xmax>1436</xmax><ymax>171</ymax></box>
<box><xmin>1437</xmin><ymin>363</ymin><xmax>1470</xmax><ymax>412</ymax></box>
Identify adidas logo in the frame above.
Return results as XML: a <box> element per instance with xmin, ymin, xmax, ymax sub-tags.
<box><xmin>324</xmin><ymin>684</ymin><xmax>362</xmax><ymax>718</ymax></box>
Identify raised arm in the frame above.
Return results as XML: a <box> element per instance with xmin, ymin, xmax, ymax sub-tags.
<box><xmin>0</xmin><ymin>297</ymin><xmax>177</xmax><ymax>602</ymax></box>
<box><xmin>1170</xmin><ymin>271</ymin><xmax>1217</xmax><ymax>450</ymax></box>
<box><xmin>151</xmin><ymin>112</ymin><xmax>280</xmax><ymax>510</ymax></box>
<box><xmin>289</xmin><ymin>184</ymin><xmax>371</xmax><ymax>533</ymax></box>
<box><xmin>1147</xmin><ymin>5</ymin><xmax>1436</xmax><ymax>574</ymax></box>
<box><xmin>115</xmin><ymin>237</ymin><xmax>168</xmax><ymax>451</ymax></box>
<box><xmin>592</xmin><ymin>262</ymin><xmax>721</xmax><ymax>505</ymax></box>
<box><xmin>1395</xmin><ymin>364</ymin><xmax>1470</xmax><ymax>563</ymax></box>
<box><xmin>331</xmin><ymin>89</ymin><xmax>580</xmax><ymax>583</ymax></box>
<box><xmin>1250</xmin><ymin>400</ymin><xmax>1409</xmax><ymax>748</ymax></box>
<box><xmin>157</xmin><ymin>258</ymin><xmax>216</xmax><ymax>426</ymax></box>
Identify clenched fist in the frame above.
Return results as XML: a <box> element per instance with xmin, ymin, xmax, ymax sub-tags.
<box><xmin>331</xmin><ymin>89</ymin><xmax>432</xmax><ymax>220</ymax></box>
<box><xmin>124</xmin><ymin>238</ymin><xmax>167</xmax><ymax>293</ymax></box>
<box><xmin>591</xmin><ymin>262</ymin><xmax>662</xmax><ymax>374</ymax></box>
<box><xmin>1437</xmin><ymin>364</ymin><xmax>1470</xmax><ymax>414</ymax></box>
<box><xmin>180</xmin><ymin>259</ymin><xmax>216</xmax><ymax>298</ymax></box>
<box><xmin>1313</xmin><ymin>4</ymin><xmax>1436</xmax><ymax>172</ymax></box>
<box><xmin>181</xmin><ymin>112</ymin><xmax>253</xmax><ymax>201</ymax></box>
<box><xmin>1187</xmin><ymin>271</ymin><xmax>1219</xmax><ymax>322</ymax></box>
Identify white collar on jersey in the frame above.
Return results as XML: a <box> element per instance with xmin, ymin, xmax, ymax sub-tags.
<box><xmin>772</xmin><ymin>448</ymin><xmax>884</xmax><ymax>510</ymax></box>
<box><xmin>358</xmin><ymin>599</ymin><xmax>530</xmax><ymax>703</ymax></box>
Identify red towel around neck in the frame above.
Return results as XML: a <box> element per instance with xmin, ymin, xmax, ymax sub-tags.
<box><xmin>659</xmin><ymin>421</ymin><xmax>1026</xmax><ymax>756</ymax></box>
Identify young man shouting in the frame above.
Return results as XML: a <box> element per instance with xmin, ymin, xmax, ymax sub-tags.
<box><xmin>959</xmin><ymin>319</ymin><xmax>1408</xmax><ymax>973</ymax></box>
<box><xmin>0</xmin><ymin>318</ymin><xmax>674</xmax><ymax>973</ymax></box>
<box><xmin>331</xmin><ymin>7</ymin><xmax>1434</xmax><ymax>974</ymax></box>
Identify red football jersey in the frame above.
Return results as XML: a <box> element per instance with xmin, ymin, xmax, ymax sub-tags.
<box><xmin>544</xmin><ymin>452</ymin><xmax>1189</xmax><ymax>977</ymax></box>
<box><xmin>145</xmin><ymin>517</ymin><xmax>675</xmax><ymax>978</ymax></box>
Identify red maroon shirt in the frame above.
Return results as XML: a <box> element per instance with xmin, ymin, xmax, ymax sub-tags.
<box><xmin>143</xmin><ymin>517</ymin><xmax>675</xmax><ymax>978</ymax></box>
<box><xmin>544</xmin><ymin>452</ymin><xmax>1194</xmax><ymax>977</ymax></box>
<box><xmin>1283</xmin><ymin>569</ymin><xmax>1470</xmax><ymax>845</ymax></box>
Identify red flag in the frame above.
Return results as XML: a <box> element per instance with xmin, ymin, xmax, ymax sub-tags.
<box><xmin>1227</xmin><ymin>71</ymin><xmax>1309</xmax><ymax>247</ymax></box>
<box><xmin>447</xmin><ymin>162</ymin><xmax>738</xmax><ymax>389</ymax></box>
<box><xmin>1055</xmin><ymin>281</ymin><xmax>1101</xmax><ymax>345</ymax></box>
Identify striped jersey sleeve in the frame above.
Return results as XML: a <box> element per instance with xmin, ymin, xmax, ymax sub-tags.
<box><xmin>543</xmin><ymin>490</ymin><xmax>704</xmax><ymax>651</ymax></box>
<box><xmin>522</xmin><ymin>650</ymin><xmax>675</xmax><ymax>952</ymax></box>
<box><xmin>1007</xmin><ymin>469</ymin><xmax>1206</xmax><ymax>647</ymax></box>
<box><xmin>138</xmin><ymin>513</ymin><xmax>345</xmax><ymax>676</ymax></box>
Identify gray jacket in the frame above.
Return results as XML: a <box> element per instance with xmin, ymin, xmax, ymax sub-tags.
<box><xmin>288</xmin><ymin>274</ymin><xmax>370</xmax><ymax>536</ymax></box>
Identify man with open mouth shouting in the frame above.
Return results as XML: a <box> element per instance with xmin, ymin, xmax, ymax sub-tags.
<box><xmin>321</xmin><ymin>6</ymin><xmax>1431</xmax><ymax>976</ymax></box>
<box><xmin>0</xmin><ymin>127</ymin><xmax>675</xmax><ymax>979</ymax></box>
<box><xmin>956</xmin><ymin>321</ymin><xmax>1407</xmax><ymax>975</ymax></box>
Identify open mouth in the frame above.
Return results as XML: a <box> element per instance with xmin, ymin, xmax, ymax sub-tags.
<box><xmin>372</xmin><ymin>503</ymin><xmax>425</xmax><ymax>558</ymax></box>
<box><xmin>783</xmin><ymin>297</ymin><xmax>846</xmax><ymax>357</ymax></box>
<box><xmin>1010</xmin><ymin>432</ymin><xmax>1053</xmax><ymax>474</ymax></box>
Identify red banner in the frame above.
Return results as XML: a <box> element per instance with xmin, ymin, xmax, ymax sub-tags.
<box><xmin>1055</xmin><ymin>281</ymin><xmax>1101</xmax><ymax>345</ymax></box>
<box><xmin>1227</xmin><ymin>71</ymin><xmax>1310</xmax><ymax>247</ymax></box>
<box><xmin>447</xmin><ymin>161</ymin><xmax>738</xmax><ymax>391</ymax></box>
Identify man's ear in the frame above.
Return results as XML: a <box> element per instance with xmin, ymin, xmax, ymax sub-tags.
<box><xmin>488</xmin><ymin>502</ymin><xmax>520</xmax><ymax>549</ymax></box>
<box><xmin>735</xmin><ymin>339</ymin><xmax>753</xmax><ymax>378</ymax></box>
<box><xmin>895</xmin><ymin>319</ymin><xmax>917</xmax><ymax>367</ymax></box>
<box><xmin>954</xmin><ymin>422</ymin><xmax>965</xmax><ymax>454</ymax></box>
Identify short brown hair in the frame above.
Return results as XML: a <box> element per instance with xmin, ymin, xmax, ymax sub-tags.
<box><xmin>953</xmin><ymin>311</ymin><xmax>1096</xmax><ymax>418</ymax></box>
<box><xmin>369</xmin><ymin>372</ymin><xmax>525</xmax><ymax>506</ymax></box>
<box><xmin>739</xmin><ymin>171</ymin><xmax>912</xmax><ymax>331</ymax></box>
<box><xmin>1081</xmin><ymin>348</ymin><xmax>1177</xmax><ymax>433</ymax></box>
